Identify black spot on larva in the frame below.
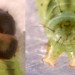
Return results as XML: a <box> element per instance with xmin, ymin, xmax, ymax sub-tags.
<box><xmin>0</xmin><ymin>9</ymin><xmax>15</xmax><ymax>35</ymax></box>
<box><xmin>0</xmin><ymin>38</ymin><xmax>17</xmax><ymax>59</ymax></box>
<box><xmin>60</xmin><ymin>10</ymin><xmax>63</xmax><ymax>13</ymax></box>
<box><xmin>60</xmin><ymin>24</ymin><xmax>62</xmax><ymax>29</ymax></box>
<box><xmin>74</xmin><ymin>11</ymin><xmax>75</xmax><ymax>13</ymax></box>
<box><xmin>41</xmin><ymin>3</ymin><xmax>43</xmax><ymax>6</ymax></box>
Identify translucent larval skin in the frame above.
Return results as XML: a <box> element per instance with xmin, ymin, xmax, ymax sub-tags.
<box><xmin>0</xmin><ymin>35</ymin><xmax>24</xmax><ymax>75</ymax></box>
<box><xmin>37</xmin><ymin>0</ymin><xmax>75</xmax><ymax>67</ymax></box>
<box><xmin>0</xmin><ymin>56</ymin><xmax>24</xmax><ymax>75</ymax></box>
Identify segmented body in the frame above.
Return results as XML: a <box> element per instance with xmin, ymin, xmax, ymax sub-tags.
<box><xmin>0</xmin><ymin>10</ymin><xmax>24</xmax><ymax>74</ymax></box>
<box><xmin>37</xmin><ymin>0</ymin><xmax>75</xmax><ymax>66</ymax></box>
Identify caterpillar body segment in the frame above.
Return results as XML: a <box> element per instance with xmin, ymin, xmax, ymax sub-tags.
<box><xmin>0</xmin><ymin>9</ymin><xmax>24</xmax><ymax>75</ymax></box>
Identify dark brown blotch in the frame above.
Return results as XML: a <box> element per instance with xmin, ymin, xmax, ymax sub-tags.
<box><xmin>0</xmin><ymin>37</ymin><xmax>18</xmax><ymax>59</ymax></box>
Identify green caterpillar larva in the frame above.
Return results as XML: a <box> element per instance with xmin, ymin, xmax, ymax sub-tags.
<box><xmin>37</xmin><ymin>0</ymin><xmax>75</xmax><ymax>67</ymax></box>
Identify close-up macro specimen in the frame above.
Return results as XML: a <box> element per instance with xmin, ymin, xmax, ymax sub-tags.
<box><xmin>37</xmin><ymin>0</ymin><xmax>75</xmax><ymax>67</ymax></box>
<box><xmin>26</xmin><ymin>0</ymin><xmax>75</xmax><ymax>75</ymax></box>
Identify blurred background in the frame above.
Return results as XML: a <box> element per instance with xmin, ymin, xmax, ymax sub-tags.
<box><xmin>26</xmin><ymin>0</ymin><xmax>75</xmax><ymax>75</ymax></box>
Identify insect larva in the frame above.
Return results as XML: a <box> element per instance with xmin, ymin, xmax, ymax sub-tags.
<box><xmin>0</xmin><ymin>9</ymin><xmax>24</xmax><ymax>75</ymax></box>
<box><xmin>37</xmin><ymin>0</ymin><xmax>75</xmax><ymax>67</ymax></box>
